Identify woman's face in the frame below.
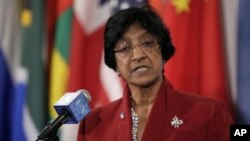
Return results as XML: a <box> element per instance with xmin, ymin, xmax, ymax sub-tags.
<box><xmin>114</xmin><ymin>23</ymin><xmax>164</xmax><ymax>87</ymax></box>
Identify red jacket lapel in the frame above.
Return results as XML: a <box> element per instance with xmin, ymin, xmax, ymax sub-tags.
<box><xmin>141</xmin><ymin>79</ymin><xmax>189</xmax><ymax>141</ymax></box>
<box><xmin>116</xmin><ymin>79</ymin><xmax>190</xmax><ymax>141</ymax></box>
<box><xmin>116</xmin><ymin>86</ymin><xmax>133</xmax><ymax>141</ymax></box>
<box><xmin>141</xmin><ymin>79</ymin><xmax>168</xmax><ymax>141</ymax></box>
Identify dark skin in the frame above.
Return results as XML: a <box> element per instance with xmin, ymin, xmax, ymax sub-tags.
<box><xmin>115</xmin><ymin>22</ymin><xmax>164</xmax><ymax>140</ymax></box>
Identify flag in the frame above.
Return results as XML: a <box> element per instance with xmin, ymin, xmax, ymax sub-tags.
<box><xmin>49</xmin><ymin>0</ymin><xmax>75</xmax><ymax>140</ymax></box>
<box><xmin>0</xmin><ymin>0</ymin><xmax>26</xmax><ymax>140</ymax></box>
<box><xmin>149</xmin><ymin>0</ymin><xmax>234</xmax><ymax>114</ymax></box>
<box><xmin>0</xmin><ymin>44</ymin><xmax>15</xmax><ymax>141</ymax></box>
<box><xmin>49</xmin><ymin>0</ymin><xmax>73</xmax><ymax>118</ymax></box>
<box><xmin>49</xmin><ymin>0</ymin><xmax>145</xmax><ymax>140</ymax></box>
<box><xmin>0</xmin><ymin>1</ymin><xmax>14</xmax><ymax>138</ymax></box>
<box><xmin>237</xmin><ymin>0</ymin><xmax>250</xmax><ymax>124</ymax></box>
<box><xmin>19</xmin><ymin>0</ymin><xmax>48</xmax><ymax>140</ymax></box>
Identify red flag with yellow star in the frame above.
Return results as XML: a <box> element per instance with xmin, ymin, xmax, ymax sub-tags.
<box><xmin>149</xmin><ymin>0</ymin><xmax>234</xmax><ymax>115</ymax></box>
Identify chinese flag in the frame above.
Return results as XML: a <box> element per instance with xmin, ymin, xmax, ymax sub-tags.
<box><xmin>149</xmin><ymin>0</ymin><xmax>234</xmax><ymax>115</ymax></box>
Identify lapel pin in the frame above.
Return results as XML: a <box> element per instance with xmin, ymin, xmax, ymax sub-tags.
<box><xmin>171</xmin><ymin>116</ymin><xmax>183</xmax><ymax>128</ymax></box>
<box><xmin>120</xmin><ymin>112</ymin><xmax>125</xmax><ymax>119</ymax></box>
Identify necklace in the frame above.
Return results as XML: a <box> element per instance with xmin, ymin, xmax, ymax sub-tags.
<box><xmin>131</xmin><ymin>108</ymin><xmax>139</xmax><ymax>141</ymax></box>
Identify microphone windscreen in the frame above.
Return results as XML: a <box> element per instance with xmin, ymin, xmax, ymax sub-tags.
<box><xmin>53</xmin><ymin>89</ymin><xmax>91</xmax><ymax>124</ymax></box>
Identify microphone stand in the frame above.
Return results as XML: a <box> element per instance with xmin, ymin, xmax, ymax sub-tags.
<box><xmin>35</xmin><ymin>124</ymin><xmax>59</xmax><ymax>141</ymax></box>
<box><xmin>36</xmin><ymin>110</ymin><xmax>70</xmax><ymax>141</ymax></box>
<box><xmin>36</xmin><ymin>133</ymin><xmax>59</xmax><ymax>141</ymax></box>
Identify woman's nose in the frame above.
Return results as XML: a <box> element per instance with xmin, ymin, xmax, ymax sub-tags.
<box><xmin>130</xmin><ymin>45</ymin><xmax>146</xmax><ymax>61</ymax></box>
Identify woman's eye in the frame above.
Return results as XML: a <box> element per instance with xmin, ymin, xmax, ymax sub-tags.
<box><xmin>142</xmin><ymin>40</ymin><xmax>154</xmax><ymax>47</ymax></box>
<box><xmin>115</xmin><ymin>41</ymin><xmax>131</xmax><ymax>53</ymax></box>
<box><xmin>119</xmin><ymin>46</ymin><xmax>131</xmax><ymax>52</ymax></box>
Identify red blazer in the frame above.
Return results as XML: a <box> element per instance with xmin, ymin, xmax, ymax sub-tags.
<box><xmin>78</xmin><ymin>79</ymin><xmax>233</xmax><ymax>141</ymax></box>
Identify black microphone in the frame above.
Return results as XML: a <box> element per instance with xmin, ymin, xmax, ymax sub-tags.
<box><xmin>36</xmin><ymin>89</ymin><xmax>91</xmax><ymax>141</ymax></box>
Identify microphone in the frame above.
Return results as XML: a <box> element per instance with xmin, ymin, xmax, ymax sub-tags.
<box><xmin>36</xmin><ymin>89</ymin><xmax>91</xmax><ymax>141</ymax></box>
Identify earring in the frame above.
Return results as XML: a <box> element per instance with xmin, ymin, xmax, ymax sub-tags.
<box><xmin>163</xmin><ymin>60</ymin><xmax>166</xmax><ymax>64</ymax></box>
<box><xmin>117</xmin><ymin>72</ymin><xmax>121</xmax><ymax>77</ymax></box>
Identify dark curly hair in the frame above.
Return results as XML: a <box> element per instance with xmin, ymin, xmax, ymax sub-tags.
<box><xmin>104</xmin><ymin>5</ymin><xmax>175</xmax><ymax>71</ymax></box>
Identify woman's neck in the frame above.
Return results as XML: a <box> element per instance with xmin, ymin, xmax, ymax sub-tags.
<box><xmin>129</xmin><ymin>77</ymin><xmax>164</xmax><ymax>141</ymax></box>
<box><xmin>129</xmin><ymin>78</ymin><xmax>163</xmax><ymax>106</ymax></box>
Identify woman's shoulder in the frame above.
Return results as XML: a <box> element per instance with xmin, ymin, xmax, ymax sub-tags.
<box><xmin>85</xmin><ymin>98</ymin><xmax>123</xmax><ymax>120</ymax></box>
<box><xmin>165</xmin><ymin>78</ymin><xmax>226</xmax><ymax>106</ymax></box>
<box><xmin>177</xmin><ymin>90</ymin><xmax>224</xmax><ymax>104</ymax></box>
<box><xmin>78</xmin><ymin>98</ymin><xmax>123</xmax><ymax>134</ymax></box>
<box><xmin>173</xmin><ymin>90</ymin><xmax>232</xmax><ymax>117</ymax></box>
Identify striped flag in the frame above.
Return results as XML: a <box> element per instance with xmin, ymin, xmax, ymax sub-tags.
<box><xmin>0</xmin><ymin>0</ymin><xmax>26</xmax><ymax>140</ymax></box>
<box><xmin>48</xmin><ymin>0</ymin><xmax>76</xmax><ymax>140</ymax></box>
<box><xmin>149</xmin><ymin>0</ymin><xmax>234</xmax><ymax>114</ymax></box>
<box><xmin>49</xmin><ymin>0</ymin><xmax>73</xmax><ymax>118</ymax></box>
<box><xmin>19</xmin><ymin>0</ymin><xmax>47</xmax><ymax>140</ymax></box>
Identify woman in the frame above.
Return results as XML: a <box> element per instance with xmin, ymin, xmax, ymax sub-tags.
<box><xmin>78</xmin><ymin>5</ymin><xmax>232</xmax><ymax>141</ymax></box>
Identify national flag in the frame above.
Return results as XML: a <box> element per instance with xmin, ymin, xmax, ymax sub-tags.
<box><xmin>0</xmin><ymin>1</ymin><xmax>14</xmax><ymax>139</ymax></box>
<box><xmin>0</xmin><ymin>0</ymin><xmax>26</xmax><ymax>140</ymax></box>
<box><xmin>49</xmin><ymin>0</ymin><xmax>73</xmax><ymax>118</ymax></box>
<box><xmin>0</xmin><ymin>44</ymin><xmax>15</xmax><ymax>141</ymax></box>
<box><xmin>48</xmin><ymin>0</ymin><xmax>75</xmax><ymax>140</ymax></box>
<box><xmin>149</xmin><ymin>0</ymin><xmax>234</xmax><ymax>114</ymax></box>
<box><xmin>19</xmin><ymin>0</ymin><xmax>48</xmax><ymax>140</ymax></box>
<box><xmin>237</xmin><ymin>0</ymin><xmax>250</xmax><ymax>124</ymax></box>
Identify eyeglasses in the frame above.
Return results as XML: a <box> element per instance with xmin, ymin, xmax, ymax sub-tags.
<box><xmin>113</xmin><ymin>36</ymin><xmax>158</xmax><ymax>58</ymax></box>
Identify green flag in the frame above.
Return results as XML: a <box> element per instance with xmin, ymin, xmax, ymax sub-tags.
<box><xmin>20</xmin><ymin>0</ymin><xmax>48</xmax><ymax>139</ymax></box>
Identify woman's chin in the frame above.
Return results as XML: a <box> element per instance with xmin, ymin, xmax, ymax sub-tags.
<box><xmin>129</xmin><ymin>76</ymin><xmax>161</xmax><ymax>88</ymax></box>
